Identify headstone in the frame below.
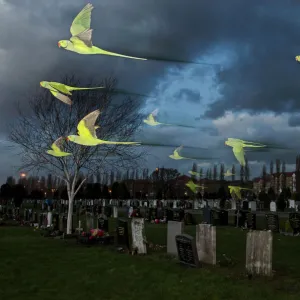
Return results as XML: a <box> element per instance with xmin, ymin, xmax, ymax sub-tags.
<box><xmin>175</xmin><ymin>234</ymin><xmax>200</xmax><ymax>268</ymax></box>
<box><xmin>97</xmin><ymin>217</ymin><xmax>109</xmax><ymax>232</ymax></box>
<box><xmin>86</xmin><ymin>213</ymin><xmax>94</xmax><ymax>230</ymax></box>
<box><xmin>184</xmin><ymin>212</ymin><xmax>193</xmax><ymax>225</ymax></box>
<box><xmin>231</xmin><ymin>199</ymin><xmax>237</xmax><ymax>210</ymax></box>
<box><xmin>270</xmin><ymin>201</ymin><xmax>277</xmax><ymax>212</ymax></box>
<box><xmin>235</xmin><ymin>210</ymin><xmax>247</xmax><ymax>227</ymax></box>
<box><xmin>242</xmin><ymin>200</ymin><xmax>249</xmax><ymax>210</ymax></box>
<box><xmin>167</xmin><ymin>221</ymin><xmax>184</xmax><ymax>256</ymax></box>
<box><xmin>47</xmin><ymin>212</ymin><xmax>53</xmax><ymax>227</ymax></box>
<box><xmin>203</xmin><ymin>207</ymin><xmax>213</xmax><ymax>224</ymax></box>
<box><xmin>193</xmin><ymin>200</ymin><xmax>199</xmax><ymax>210</ymax></box>
<box><xmin>173</xmin><ymin>201</ymin><xmax>177</xmax><ymax>209</ymax></box>
<box><xmin>219</xmin><ymin>210</ymin><xmax>228</xmax><ymax>226</ymax></box>
<box><xmin>104</xmin><ymin>206</ymin><xmax>112</xmax><ymax>217</ymax></box>
<box><xmin>288</xmin><ymin>199</ymin><xmax>295</xmax><ymax>209</ymax></box>
<box><xmin>131</xmin><ymin>218</ymin><xmax>147</xmax><ymax>254</ymax></box>
<box><xmin>246</xmin><ymin>230</ymin><xmax>273</xmax><ymax>276</ymax></box>
<box><xmin>112</xmin><ymin>206</ymin><xmax>118</xmax><ymax>218</ymax></box>
<box><xmin>153</xmin><ymin>200</ymin><xmax>157</xmax><ymax>207</ymax></box>
<box><xmin>249</xmin><ymin>201</ymin><xmax>257</xmax><ymax>212</ymax></box>
<box><xmin>128</xmin><ymin>206</ymin><xmax>133</xmax><ymax>218</ymax></box>
<box><xmin>195</xmin><ymin>224</ymin><xmax>216</xmax><ymax>265</ymax></box>
<box><xmin>265</xmin><ymin>213</ymin><xmax>279</xmax><ymax>233</ymax></box>
<box><xmin>289</xmin><ymin>213</ymin><xmax>300</xmax><ymax>235</ymax></box>
<box><xmin>52</xmin><ymin>213</ymin><xmax>59</xmax><ymax>230</ymax></box>
<box><xmin>246</xmin><ymin>212</ymin><xmax>256</xmax><ymax>230</ymax></box>
<box><xmin>116</xmin><ymin>218</ymin><xmax>130</xmax><ymax>249</ymax></box>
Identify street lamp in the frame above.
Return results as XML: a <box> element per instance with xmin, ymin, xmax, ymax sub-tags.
<box><xmin>20</xmin><ymin>172</ymin><xmax>26</xmax><ymax>178</ymax></box>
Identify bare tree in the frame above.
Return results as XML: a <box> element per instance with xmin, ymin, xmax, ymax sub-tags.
<box><xmin>219</xmin><ymin>163</ymin><xmax>225</xmax><ymax>181</ymax></box>
<box><xmin>231</xmin><ymin>164</ymin><xmax>235</xmax><ymax>181</ymax></box>
<box><xmin>9</xmin><ymin>75</ymin><xmax>144</xmax><ymax>233</ymax></box>
<box><xmin>213</xmin><ymin>164</ymin><xmax>217</xmax><ymax>181</ymax></box>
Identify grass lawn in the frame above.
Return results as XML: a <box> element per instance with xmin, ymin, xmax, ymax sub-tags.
<box><xmin>1</xmin><ymin>221</ymin><xmax>300</xmax><ymax>300</ymax></box>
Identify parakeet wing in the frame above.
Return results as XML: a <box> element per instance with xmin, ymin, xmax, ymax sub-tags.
<box><xmin>49</xmin><ymin>82</ymin><xmax>72</xmax><ymax>95</ymax></box>
<box><xmin>151</xmin><ymin>108</ymin><xmax>159</xmax><ymax>117</ymax></box>
<box><xmin>176</xmin><ymin>145</ymin><xmax>184</xmax><ymax>153</ymax></box>
<box><xmin>50</xmin><ymin>91</ymin><xmax>72</xmax><ymax>105</ymax></box>
<box><xmin>77</xmin><ymin>110</ymin><xmax>100</xmax><ymax>138</ymax></box>
<box><xmin>232</xmin><ymin>146</ymin><xmax>245</xmax><ymax>166</ymax></box>
<box><xmin>71</xmin><ymin>29</ymin><xmax>93</xmax><ymax>47</ymax></box>
<box><xmin>70</xmin><ymin>3</ymin><xmax>93</xmax><ymax>37</ymax></box>
<box><xmin>51</xmin><ymin>137</ymin><xmax>64</xmax><ymax>152</ymax></box>
<box><xmin>147</xmin><ymin>114</ymin><xmax>155</xmax><ymax>122</ymax></box>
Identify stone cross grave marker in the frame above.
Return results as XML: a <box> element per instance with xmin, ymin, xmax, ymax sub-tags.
<box><xmin>131</xmin><ymin>218</ymin><xmax>147</xmax><ymax>254</ymax></box>
<box><xmin>116</xmin><ymin>218</ymin><xmax>130</xmax><ymax>249</ymax></box>
<box><xmin>265</xmin><ymin>213</ymin><xmax>279</xmax><ymax>233</ymax></box>
<box><xmin>195</xmin><ymin>224</ymin><xmax>216</xmax><ymax>265</ymax></box>
<box><xmin>270</xmin><ymin>201</ymin><xmax>277</xmax><ymax>212</ymax></box>
<box><xmin>98</xmin><ymin>217</ymin><xmax>109</xmax><ymax>232</ymax></box>
<box><xmin>167</xmin><ymin>221</ymin><xmax>184</xmax><ymax>256</ymax></box>
<box><xmin>175</xmin><ymin>234</ymin><xmax>200</xmax><ymax>268</ymax></box>
<box><xmin>246</xmin><ymin>230</ymin><xmax>273</xmax><ymax>276</ymax></box>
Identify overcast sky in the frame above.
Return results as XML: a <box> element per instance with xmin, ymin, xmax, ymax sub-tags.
<box><xmin>1</xmin><ymin>0</ymin><xmax>300</xmax><ymax>183</ymax></box>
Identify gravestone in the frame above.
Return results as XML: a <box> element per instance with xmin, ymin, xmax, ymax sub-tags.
<box><xmin>104</xmin><ymin>206</ymin><xmax>112</xmax><ymax>218</ymax></box>
<box><xmin>288</xmin><ymin>199</ymin><xmax>295</xmax><ymax>209</ymax></box>
<box><xmin>116</xmin><ymin>218</ymin><xmax>130</xmax><ymax>249</ymax></box>
<box><xmin>246</xmin><ymin>212</ymin><xmax>256</xmax><ymax>230</ymax></box>
<box><xmin>249</xmin><ymin>201</ymin><xmax>257</xmax><ymax>212</ymax></box>
<box><xmin>265</xmin><ymin>213</ymin><xmax>279</xmax><ymax>233</ymax></box>
<box><xmin>128</xmin><ymin>206</ymin><xmax>134</xmax><ymax>218</ymax></box>
<box><xmin>289</xmin><ymin>213</ymin><xmax>300</xmax><ymax>235</ymax></box>
<box><xmin>219</xmin><ymin>210</ymin><xmax>228</xmax><ymax>226</ymax></box>
<box><xmin>166</xmin><ymin>209</ymin><xmax>174</xmax><ymax>222</ymax></box>
<box><xmin>112</xmin><ymin>206</ymin><xmax>118</xmax><ymax>218</ymax></box>
<box><xmin>235</xmin><ymin>210</ymin><xmax>247</xmax><ymax>227</ymax></box>
<box><xmin>231</xmin><ymin>199</ymin><xmax>237</xmax><ymax>210</ymax></box>
<box><xmin>86</xmin><ymin>213</ymin><xmax>94</xmax><ymax>230</ymax></box>
<box><xmin>131</xmin><ymin>218</ymin><xmax>147</xmax><ymax>254</ymax></box>
<box><xmin>242</xmin><ymin>200</ymin><xmax>249</xmax><ymax>210</ymax></box>
<box><xmin>184</xmin><ymin>212</ymin><xmax>193</xmax><ymax>225</ymax></box>
<box><xmin>167</xmin><ymin>221</ymin><xmax>184</xmax><ymax>256</ymax></box>
<box><xmin>195</xmin><ymin>224</ymin><xmax>216</xmax><ymax>265</ymax></box>
<box><xmin>203</xmin><ymin>207</ymin><xmax>213</xmax><ymax>224</ymax></box>
<box><xmin>97</xmin><ymin>217</ymin><xmax>109</xmax><ymax>232</ymax></box>
<box><xmin>175</xmin><ymin>234</ymin><xmax>200</xmax><ymax>268</ymax></box>
<box><xmin>47</xmin><ymin>212</ymin><xmax>53</xmax><ymax>227</ymax></box>
<box><xmin>59</xmin><ymin>215</ymin><xmax>67</xmax><ymax>232</ymax></box>
<box><xmin>52</xmin><ymin>213</ymin><xmax>59</xmax><ymax>231</ymax></box>
<box><xmin>270</xmin><ymin>201</ymin><xmax>277</xmax><ymax>212</ymax></box>
<box><xmin>246</xmin><ymin>230</ymin><xmax>273</xmax><ymax>276</ymax></box>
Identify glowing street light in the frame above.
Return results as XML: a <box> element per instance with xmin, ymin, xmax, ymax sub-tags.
<box><xmin>20</xmin><ymin>173</ymin><xmax>26</xmax><ymax>178</ymax></box>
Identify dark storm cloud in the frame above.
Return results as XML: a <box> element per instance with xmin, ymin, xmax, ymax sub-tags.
<box><xmin>288</xmin><ymin>114</ymin><xmax>300</xmax><ymax>127</ymax></box>
<box><xmin>1</xmin><ymin>0</ymin><xmax>300</xmax><ymax>182</ymax></box>
<box><xmin>174</xmin><ymin>88</ymin><xmax>201</xmax><ymax>103</ymax></box>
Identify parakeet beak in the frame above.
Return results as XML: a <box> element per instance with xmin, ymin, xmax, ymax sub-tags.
<box><xmin>66</xmin><ymin>137</ymin><xmax>69</xmax><ymax>141</ymax></box>
<box><xmin>58</xmin><ymin>42</ymin><xmax>61</xmax><ymax>48</ymax></box>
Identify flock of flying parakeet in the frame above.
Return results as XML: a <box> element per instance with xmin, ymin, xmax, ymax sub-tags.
<box><xmin>43</xmin><ymin>3</ymin><xmax>292</xmax><ymax>201</ymax></box>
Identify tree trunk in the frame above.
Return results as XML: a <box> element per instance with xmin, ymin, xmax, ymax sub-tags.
<box><xmin>67</xmin><ymin>192</ymin><xmax>74</xmax><ymax>234</ymax></box>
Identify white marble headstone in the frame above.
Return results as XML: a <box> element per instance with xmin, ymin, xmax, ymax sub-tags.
<box><xmin>47</xmin><ymin>212</ymin><xmax>52</xmax><ymax>227</ymax></box>
<box><xmin>249</xmin><ymin>201</ymin><xmax>257</xmax><ymax>212</ymax></box>
<box><xmin>270</xmin><ymin>201</ymin><xmax>277</xmax><ymax>212</ymax></box>
<box><xmin>131</xmin><ymin>218</ymin><xmax>147</xmax><ymax>254</ymax></box>
<box><xmin>173</xmin><ymin>201</ymin><xmax>177</xmax><ymax>209</ymax></box>
<box><xmin>144</xmin><ymin>202</ymin><xmax>148</xmax><ymax>207</ymax></box>
<box><xmin>113</xmin><ymin>206</ymin><xmax>118</xmax><ymax>218</ymax></box>
<box><xmin>288</xmin><ymin>199</ymin><xmax>295</xmax><ymax>209</ymax></box>
<box><xmin>153</xmin><ymin>200</ymin><xmax>157</xmax><ymax>207</ymax></box>
<box><xmin>196</xmin><ymin>224</ymin><xmax>216</xmax><ymax>265</ymax></box>
<box><xmin>231</xmin><ymin>199</ymin><xmax>237</xmax><ymax>210</ymax></box>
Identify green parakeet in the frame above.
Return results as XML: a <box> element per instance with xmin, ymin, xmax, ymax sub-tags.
<box><xmin>46</xmin><ymin>137</ymin><xmax>72</xmax><ymax>157</ymax></box>
<box><xmin>228</xmin><ymin>185</ymin><xmax>252</xmax><ymax>200</ymax></box>
<box><xmin>169</xmin><ymin>146</ymin><xmax>218</xmax><ymax>160</ymax></box>
<box><xmin>58</xmin><ymin>3</ymin><xmax>220</xmax><ymax>66</ymax></box>
<box><xmin>67</xmin><ymin>109</ymin><xmax>140</xmax><ymax>146</ymax></box>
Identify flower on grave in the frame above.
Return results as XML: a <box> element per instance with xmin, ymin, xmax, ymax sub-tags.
<box><xmin>90</xmin><ymin>228</ymin><xmax>104</xmax><ymax>237</ymax></box>
<box><xmin>154</xmin><ymin>219</ymin><xmax>160</xmax><ymax>224</ymax></box>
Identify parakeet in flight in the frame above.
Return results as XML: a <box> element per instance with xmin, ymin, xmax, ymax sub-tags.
<box><xmin>67</xmin><ymin>109</ymin><xmax>140</xmax><ymax>146</ymax></box>
<box><xmin>40</xmin><ymin>81</ymin><xmax>151</xmax><ymax>105</ymax></box>
<box><xmin>46</xmin><ymin>137</ymin><xmax>72</xmax><ymax>157</ymax></box>
<box><xmin>169</xmin><ymin>146</ymin><xmax>216</xmax><ymax>160</ymax></box>
<box><xmin>188</xmin><ymin>170</ymin><xmax>203</xmax><ymax>177</ymax></box>
<box><xmin>186</xmin><ymin>180</ymin><xmax>207</xmax><ymax>193</ymax></box>
<box><xmin>224</xmin><ymin>169</ymin><xmax>234</xmax><ymax>177</ymax></box>
<box><xmin>295</xmin><ymin>56</ymin><xmax>300</xmax><ymax>62</ymax></box>
<box><xmin>58</xmin><ymin>3</ymin><xmax>219</xmax><ymax>66</ymax></box>
<box><xmin>40</xmin><ymin>81</ymin><xmax>105</xmax><ymax>105</ymax></box>
<box><xmin>228</xmin><ymin>185</ymin><xmax>252</xmax><ymax>200</ymax></box>
<box><xmin>143</xmin><ymin>109</ymin><xmax>195</xmax><ymax>128</ymax></box>
<box><xmin>225</xmin><ymin>138</ymin><xmax>267</xmax><ymax>167</ymax></box>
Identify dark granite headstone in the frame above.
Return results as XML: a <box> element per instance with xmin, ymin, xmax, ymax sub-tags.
<box><xmin>184</xmin><ymin>212</ymin><xmax>193</xmax><ymax>225</ymax></box>
<box><xmin>166</xmin><ymin>209</ymin><xmax>174</xmax><ymax>222</ymax></box>
<box><xmin>52</xmin><ymin>213</ymin><xmax>59</xmax><ymax>231</ymax></box>
<box><xmin>234</xmin><ymin>210</ymin><xmax>247</xmax><ymax>227</ymax></box>
<box><xmin>242</xmin><ymin>201</ymin><xmax>249</xmax><ymax>210</ymax></box>
<box><xmin>246</xmin><ymin>212</ymin><xmax>256</xmax><ymax>230</ymax></box>
<box><xmin>265</xmin><ymin>213</ymin><xmax>279</xmax><ymax>233</ymax></box>
<box><xmin>97</xmin><ymin>217</ymin><xmax>109</xmax><ymax>232</ymax></box>
<box><xmin>116</xmin><ymin>218</ymin><xmax>129</xmax><ymax>249</ymax></box>
<box><xmin>175</xmin><ymin>234</ymin><xmax>200</xmax><ymax>268</ymax></box>
<box><xmin>104</xmin><ymin>206</ymin><xmax>112</xmax><ymax>218</ymax></box>
<box><xmin>289</xmin><ymin>213</ymin><xmax>300</xmax><ymax>235</ymax></box>
<box><xmin>219</xmin><ymin>210</ymin><xmax>228</xmax><ymax>226</ymax></box>
<box><xmin>203</xmin><ymin>207</ymin><xmax>213</xmax><ymax>224</ymax></box>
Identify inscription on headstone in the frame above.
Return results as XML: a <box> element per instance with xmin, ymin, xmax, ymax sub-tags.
<box><xmin>175</xmin><ymin>234</ymin><xmax>200</xmax><ymax>267</ymax></box>
<box><xmin>265</xmin><ymin>213</ymin><xmax>279</xmax><ymax>233</ymax></box>
<box><xmin>116</xmin><ymin>218</ymin><xmax>129</xmax><ymax>249</ymax></box>
<box><xmin>97</xmin><ymin>217</ymin><xmax>108</xmax><ymax>232</ymax></box>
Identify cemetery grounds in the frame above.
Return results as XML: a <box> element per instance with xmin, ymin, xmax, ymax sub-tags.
<box><xmin>1</xmin><ymin>210</ymin><xmax>300</xmax><ymax>300</ymax></box>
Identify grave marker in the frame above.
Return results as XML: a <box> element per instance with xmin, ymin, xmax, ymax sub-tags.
<box><xmin>246</xmin><ymin>212</ymin><xmax>256</xmax><ymax>230</ymax></box>
<box><xmin>131</xmin><ymin>218</ymin><xmax>147</xmax><ymax>254</ymax></box>
<box><xmin>289</xmin><ymin>213</ymin><xmax>300</xmax><ymax>235</ymax></box>
<box><xmin>97</xmin><ymin>217</ymin><xmax>109</xmax><ymax>232</ymax></box>
<box><xmin>116</xmin><ymin>218</ymin><xmax>130</xmax><ymax>249</ymax></box>
<box><xmin>265</xmin><ymin>213</ymin><xmax>279</xmax><ymax>233</ymax></box>
<box><xmin>246</xmin><ymin>230</ymin><xmax>273</xmax><ymax>276</ymax></box>
<box><xmin>270</xmin><ymin>201</ymin><xmax>277</xmax><ymax>212</ymax></box>
<box><xmin>167</xmin><ymin>221</ymin><xmax>184</xmax><ymax>256</ymax></box>
<box><xmin>195</xmin><ymin>224</ymin><xmax>216</xmax><ymax>265</ymax></box>
<box><xmin>175</xmin><ymin>234</ymin><xmax>200</xmax><ymax>268</ymax></box>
